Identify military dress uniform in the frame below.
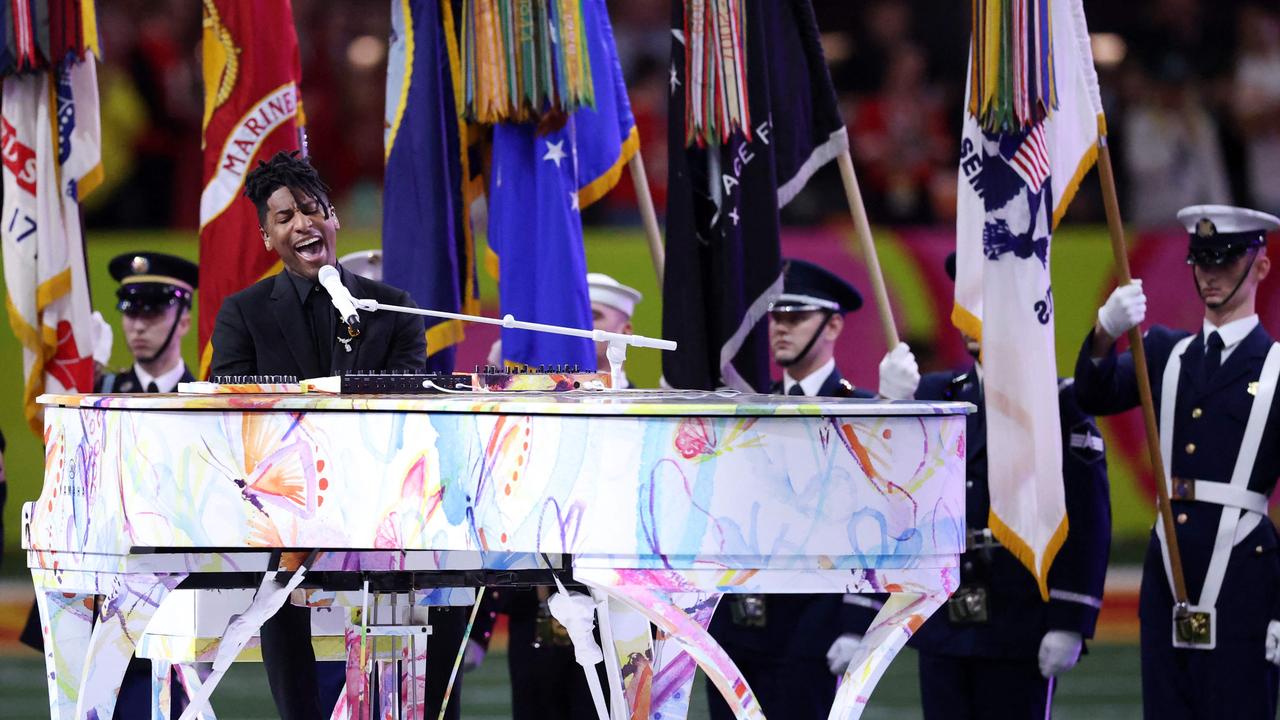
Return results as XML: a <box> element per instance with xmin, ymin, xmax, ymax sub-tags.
<box><xmin>1074</xmin><ymin>205</ymin><xmax>1280</xmax><ymax>718</ymax></box>
<box><xmin>707</xmin><ymin>259</ymin><xmax>874</xmax><ymax>720</ymax></box>
<box><xmin>22</xmin><ymin>251</ymin><xmax>200</xmax><ymax>718</ymax></box>
<box><xmin>909</xmin><ymin>369</ymin><xmax>1110</xmax><ymax>719</ymax></box>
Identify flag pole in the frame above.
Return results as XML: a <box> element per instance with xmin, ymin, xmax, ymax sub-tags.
<box><xmin>836</xmin><ymin>147</ymin><xmax>900</xmax><ymax>348</ymax></box>
<box><xmin>628</xmin><ymin>152</ymin><xmax>665</xmax><ymax>287</ymax></box>
<box><xmin>1095</xmin><ymin>134</ymin><xmax>1191</xmax><ymax>615</ymax></box>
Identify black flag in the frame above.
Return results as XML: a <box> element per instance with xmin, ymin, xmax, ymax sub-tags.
<box><xmin>662</xmin><ymin>0</ymin><xmax>848</xmax><ymax>391</ymax></box>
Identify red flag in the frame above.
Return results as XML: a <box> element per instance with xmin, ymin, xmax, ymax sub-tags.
<box><xmin>198</xmin><ymin>0</ymin><xmax>305</xmax><ymax>376</ymax></box>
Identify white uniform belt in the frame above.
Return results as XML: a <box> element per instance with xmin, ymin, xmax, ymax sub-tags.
<box><xmin>1171</xmin><ymin>477</ymin><xmax>1269</xmax><ymax>516</ymax></box>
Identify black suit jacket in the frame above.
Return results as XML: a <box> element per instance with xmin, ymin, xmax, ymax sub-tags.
<box><xmin>211</xmin><ymin>267</ymin><xmax>426</xmax><ymax>377</ymax></box>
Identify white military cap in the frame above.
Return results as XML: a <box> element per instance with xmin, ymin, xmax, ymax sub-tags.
<box><xmin>1176</xmin><ymin>205</ymin><xmax>1280</xmax><ymax>266</ymax></box>
<box><xmin>339</xmin><ymin>249</ymin><xmax>383</xmax><ymax>282</ymax></box>
<box><xmin>587</xmin><ymin>272</ymin><xmax>642</xmax><ymax>318</ymax></box>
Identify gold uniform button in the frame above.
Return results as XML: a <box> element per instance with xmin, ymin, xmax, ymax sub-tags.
<box><xmin>1185</xmin><ymin>443</ymin><xmax>1196</xmax><ymax>454</ymax></box>
<box><xmin>1177</xmin><ymin>513</ymin><xmax>1188</xmax><ymax>525</ymax></box>
<box><xmin>1191</xmin><ymin>408</ymin><xmax>1203</xmax><ymax>419</ymax></box>
<box><xmin>1257</xmin><ymin>545</ymin><xmax>1266</xmax><ymax>555</ymax></box>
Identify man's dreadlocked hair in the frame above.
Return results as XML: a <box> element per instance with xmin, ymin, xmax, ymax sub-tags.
<box><xmin>243</xmin><ymin>150</ymin><xmax>333</xmax><ymax>227</ymax></box>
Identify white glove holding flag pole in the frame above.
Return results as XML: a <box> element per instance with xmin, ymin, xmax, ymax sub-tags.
<box><xmin>546</xmin><ymin>576</ymin><xmax>610</xmax><ymax>720</ymax></box>
<box><xmin>1038</xmin><ymin>630</ymin><xmax>1083</xmax><ymax>678</ymax></box>
<box><xmin>1266</xmin><ymin>621</ymin><xmax>1280</xmax><ymax>665</ymax></box>
<box><xmin>878</xmin><ymin>342</ymin><xmax>920</xmax><ymax>400</ymax></box>
<box><xmin>1097</xmin><ymin>279</ymin><xmax>1146</xmax><ymax>340</ymax></box>
<box><xmin>825</xmin><ymin>633</ymin><xmax>862</xmax><ymax>675</ymax></box>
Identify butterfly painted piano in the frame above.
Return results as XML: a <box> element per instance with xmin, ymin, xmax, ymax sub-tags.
<box><xmin>24</xmin><ymin>389</ymin><xmax>968</xmax><ymax>719</ymax></box>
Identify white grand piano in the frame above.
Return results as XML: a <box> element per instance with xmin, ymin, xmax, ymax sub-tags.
<box><xmin>24</xmin><ymin>388</ymin><xmax>968</xmax><ymax>719</ymax></box>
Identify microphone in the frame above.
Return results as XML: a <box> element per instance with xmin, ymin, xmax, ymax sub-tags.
<box><xmin>317</xmin><ymin>265</ymin><xmax>361</xmax><ymax>336</ymax></box>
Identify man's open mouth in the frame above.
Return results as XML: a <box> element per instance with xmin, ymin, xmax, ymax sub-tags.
<box><xmin>294</xmin><ymin>235</ymin><xmax>325</xmax><ymax>262</ymax></box>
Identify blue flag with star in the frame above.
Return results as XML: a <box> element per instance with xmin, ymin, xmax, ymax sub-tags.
<box><xmin>487</xmin><ymin>0</ymin><xmax>638</xmax><ymax>371</ymax></box>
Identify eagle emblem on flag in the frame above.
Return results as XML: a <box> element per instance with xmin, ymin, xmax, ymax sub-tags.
<box><xmin>971</xmin><ymin>123</ymin><xmax>1054</xmax><ymax>268</ymax></box>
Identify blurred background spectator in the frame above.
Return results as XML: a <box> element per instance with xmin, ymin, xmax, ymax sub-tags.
<box><xmin>66</xmin><ymin>0</ymin><xmax>1279</xmax><ymax>232</ymax></box>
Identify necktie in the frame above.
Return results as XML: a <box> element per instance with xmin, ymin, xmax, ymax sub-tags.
<box><xmin>787</xmin><ymin>383</ymin><xmax>805</xmax><ymax>396</ymax></box>
<box><xmin>1203</xmin><ymin>331</ymin><xmax>1224</xmax><ymax>383</ymax></box>
<box><xmin>145</xmin><ymin>381</ymin><xmax>159</xmax><ymax>394</ymax></box>
<box><xmin>307</xmin><ymin>285</ymin><xmax>334</xmax><ymax>374</ymax></box>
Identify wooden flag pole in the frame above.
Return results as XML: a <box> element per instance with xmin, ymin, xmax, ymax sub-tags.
<box><xmin>629</xmin><ymin>152</ymin><xmax>666</xmax><ymax>287</ymax></box>
<box><xmin>836</xmin><ymin>148</ymin><xmax>900</xmax><ymax>349</ymax></box>
<box><xmin>1096</xmin><ymin>136</ymin><xmax>1191</xmax><ymax>614</ymax></box>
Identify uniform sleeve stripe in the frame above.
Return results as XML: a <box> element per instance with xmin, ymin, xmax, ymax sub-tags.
<box><xmin>1048</xmin><ymin>588</ymin><xmax>1103</xmax><ymax>609</ymax></box>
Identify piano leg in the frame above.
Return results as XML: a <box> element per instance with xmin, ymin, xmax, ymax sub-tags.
<box><xmin>75</xmin><ymin>572</ymin><xmax>187</xmax><ymax>720</ymax></box>
<box><xmin>30</xmin><ymin>575</ymin><xmax>95</xmax><ymax>720</ymax></box>
<box><xmin>173</xmin><ymin>664</ymin><xmax>217</xmax><ymax>720</ymax></box>
<box><xmin>579</xmin><ymin>582</ymin><xmax>764</xmax><ymax>720</ymax></box>
<box><xmin>595</xmin><ymin>593</ymin><xmax>655</xmax><ymax>719</ymax></box>
<box><xmin>648</xmin><ymin>592</ymin><xmax>720</xmax><ymax>720</ymax></box>
<box><xmin>827</xmin><ymin>587</ymin><xmax>948</xmax><ymax>720</ymax></box>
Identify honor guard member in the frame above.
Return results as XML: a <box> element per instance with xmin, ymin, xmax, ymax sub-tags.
<box><xmin>98</xmin><ymin>251</ymin><xmax>199</xmax><ymax>393</ymax></box>
<box><xmin>853</xmin><ymin>253</ymin><xmax>1111</xmax><ymax>718</ymax></box>
<box><xmin>338</xmin><ymin>248</ymin><xmax>384</xmax><ymax>282</ymax></box>
<box><xmin>588</xmin><ymin>272</ymin><xmax>642</xmax><ymax>387</ymax></box>
<box><xmin>707</xmin><ymin>259</ymin><xmax>911</xmax><ymax>719</ymax></box>
<box><xmin>1075</xmin><ymin>205</ymin><xmax>1280</xmax><ymax>719</ymax></box>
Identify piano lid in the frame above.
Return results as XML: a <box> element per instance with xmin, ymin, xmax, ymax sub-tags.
<box><xmin>38</xmin><ymin>390</ymin><xmax>974</xmax><ymax>418</ymax></box>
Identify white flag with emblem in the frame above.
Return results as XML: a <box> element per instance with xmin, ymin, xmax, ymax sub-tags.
<box><xmin>2</xmin><ymin>56</ymin><xmax>104</xmax><ymax>435</ymax></box>
<box><xmin>952</xmin><ymin>0</ymin><xmax>1103</xmax><ymax>598</ymax></box>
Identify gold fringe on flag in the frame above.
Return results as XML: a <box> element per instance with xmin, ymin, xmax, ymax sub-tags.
<box><xmin>461</xmin><ymin>0</ymin><xmax>594</xmax><ymax>123</ymax></box>
<box><xmin>969</xmin><ymin>0</ymin><xmax>1057</xmax><ymax>133</ymax></box>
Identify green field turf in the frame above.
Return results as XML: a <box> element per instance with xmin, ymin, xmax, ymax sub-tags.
<box><xmin>0</xmin><ymin>644</ymin><xmax>1151</xmax><ymax>719</ymax></box>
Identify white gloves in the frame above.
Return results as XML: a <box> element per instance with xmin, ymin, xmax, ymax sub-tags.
<box><xmin>90</xmin><ymin>311</ymin><xmax>113</xmax><ymax>365</ymax></box>
<box><xmin>1097</xmin><ymin>280</ymin><xmax>1146</xmax><ymax>339</ymax></box>
<box><xmin>1038</xmin><ymin>630</ymin><xmax>1083</xmax><ymax>678</ymax></box>
<box><xmin>1266</xmin><ymin>620</ymin><xmax>1280</xmax><ymax>665</ymax></box>
<box><xmin>825</xmin><ymin>633</ymin><xmax>862</xmax><ymax>675</ymax></box>
<box><xmin>463</xmin><ymin>638</ymin><xmax>486</xmax><ymax>673</ymax></box>
<box><xmin>878</xmin><ymin>342</ymin><xmax>920</xmax><ymax>400</ymax></box>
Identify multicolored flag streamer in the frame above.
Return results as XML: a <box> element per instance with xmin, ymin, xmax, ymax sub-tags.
<box><xmin>460</xmin><ymin>0</ymin><xmax>596</xmax><ymax>123</ymax></box>
<box><xmin>679</xmin><ymin>0</ymin><xmax>751</xmax><ymax>147</ymax></box>
<box><xmin>969</xmin><ymin>0</ymin><xmax>1058</xmax><ymax>133</ymax></box>
<box><xmin>0</xmin><ymin>0</ymin><xmax>100</xmax><ymax>78</ymax></box>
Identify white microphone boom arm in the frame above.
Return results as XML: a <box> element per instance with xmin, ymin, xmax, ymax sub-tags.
<box><xmin>352</xmin><ymin>298</ymin><xmax>676</xmax><ymax>389</ymax></box>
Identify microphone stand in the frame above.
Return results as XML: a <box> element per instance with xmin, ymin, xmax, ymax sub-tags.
<box><xmin>351</xmin><ymin>298</ymin><xmax>676</xmax><ymax>390</ymax></box>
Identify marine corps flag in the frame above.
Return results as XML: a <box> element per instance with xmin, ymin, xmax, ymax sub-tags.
<box><xmin>662</xmin><ymin>0</ymin><xmax>848</xmax><ymax>391</ymax></box>
<box><xmin>198</xmin><ymin>0</ymin><xmax>305</xmax><ymax>376</ymax></box>
<box><xmin>2</xmin><ymin>52</ymin><xmax>104</xmax><ymax>435</ymax></box>
<box><xmin>953</xmin><ymin>0</ymin><xmax>1103</xmax><ymax>597</ymax></box>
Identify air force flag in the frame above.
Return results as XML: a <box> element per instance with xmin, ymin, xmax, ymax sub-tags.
<box><xmin>953</xmin><ymin>0</ymin><xmax>1104</xmax><ymax>598</ymax></box>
